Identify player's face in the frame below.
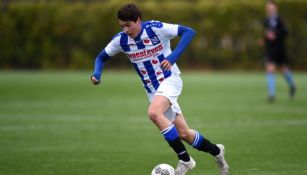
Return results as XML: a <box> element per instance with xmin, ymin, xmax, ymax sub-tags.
<box><xmin>266</xmin><ymin>3</ymin><xmax>277</xmax><ymax>17</ymax></box>
<box><xmin>119</xmin><ymin>18</ymin><xmax>141</xmax><ymax>38</ymax></box>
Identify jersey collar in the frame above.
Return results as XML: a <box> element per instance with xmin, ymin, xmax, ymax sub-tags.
<box><xmin>133</xmin><ymin>22</ymin><xmax>145</xmax><ymax>39</ymax></box>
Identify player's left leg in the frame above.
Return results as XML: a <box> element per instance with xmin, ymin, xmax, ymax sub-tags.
<box><xmin>174</xmin><ymin>115</ymin><xmax>220</xmax><ymax>156</ymax></box>
<box><xmin>281</xmin><ymin>66</ymin><xmax>296</xmax><ymax>99</ymax></box>
<box><xmin>174</xmin><ymin>114</ymin><xmax>229</xmax><ymax>175</ymax></box>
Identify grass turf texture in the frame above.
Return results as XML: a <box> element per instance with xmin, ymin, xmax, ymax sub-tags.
<box><xmin>0</xmin><ymin>71</ymin><xmax>306</xmax><ymax>175</ymax></box>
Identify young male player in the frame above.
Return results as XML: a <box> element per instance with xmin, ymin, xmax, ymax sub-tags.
<box><xmin>263</xmin><ymin>0</ymin><xmax>296</xmax><ymax>102</ymax></box>
<box><xmin>90</xmin><ymin>3</ymin><xmax>229</xmax><ymax>175</ymax></box>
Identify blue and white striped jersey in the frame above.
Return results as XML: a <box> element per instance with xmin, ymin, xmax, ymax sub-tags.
<box><xmin>104</xmin><ymin>20</ymin><xmax>181</xmax><ymax>93</ymax></box>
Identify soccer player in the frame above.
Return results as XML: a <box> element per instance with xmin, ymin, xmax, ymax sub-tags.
<box><xmin>263</xmin><ymin>0</ymin><xmax>296</xmax><ymax>102</ymax></box>
<box><xmin>90</xmin><ymin>3</ymin><xmax>229</xmax><ymax>175</ymax></box>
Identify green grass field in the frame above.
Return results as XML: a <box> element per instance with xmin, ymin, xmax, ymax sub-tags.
<box><xmin>0</xmin><ymin>71</ymin><xmax>306</xmax><ymax>175</ymax></box>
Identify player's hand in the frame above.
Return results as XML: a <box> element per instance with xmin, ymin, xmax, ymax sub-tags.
<box><xmin>160</xmin><ymin>60</ymin><xmax>172</xmax><ymax>71</ymax></box>
<box><xmin>90</xmin><ymin>75</ymin><xmax>100</xmax><ymax>85</ymax></box>
<box><xmin>266</xmin><ymin>31</ymin><xmax>276</xmax><ymax>41</ymax></box>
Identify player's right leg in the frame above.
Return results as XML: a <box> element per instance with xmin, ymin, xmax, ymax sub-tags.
<box><xmin>281</xmin><ymin>66</ymin><xmax>296</xmax><ymax>99</ymax></box>
<box><xmin>148</xmin><ymin>95</ymin><xmax>192</xmax><ymax>170</ymax></box>
<box><xmin>266</xmin><ymin>62</ymin><xmax>276</xmax><ymax>102</ymax></box>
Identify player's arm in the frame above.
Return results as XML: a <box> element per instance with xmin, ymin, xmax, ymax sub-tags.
<box><xmin>161</xmin><ymin>25</ymin><xmax>196</xmax><ymax>70</ymax></box>
<box><xmin>91</xmin><ymin>49</ymin><xmax>110</xmax><ymax>85</ymax></box>
<box><xmin>91</xmin><ymin>34</ymin><xmax>122</xmax><ymax>85</ymax></box>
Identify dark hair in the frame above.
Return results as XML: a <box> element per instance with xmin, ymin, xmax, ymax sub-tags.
<box><xmin>267</xmin><ymin>0</ymin><xmax>277</xmax><ymax>6</ymax></box>
<box><xmin>117</xmin><ymin>3</ymin><xmax>142</xmax><ymax>22</ymax></box>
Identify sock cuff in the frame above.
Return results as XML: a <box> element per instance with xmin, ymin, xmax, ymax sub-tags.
<box><xmin>161</xmin><ymin>124</ymin><xmax>175</xmax><ymax>134</ymax></box>
<box><xmin>191</xmin><ymin>130</ymin><xmax>204</xmax><ymax>148</ymax></box>
<box><xmin>161</xmin><ymin>124</ymin><xmax>179</xmax><ymax>142</ymax></box>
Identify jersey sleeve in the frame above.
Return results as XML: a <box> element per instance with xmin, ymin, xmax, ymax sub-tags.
<box><xmin>158</xmin><ymin>22</ymin><xmax>180</xmax><ymax>40</ymax></box>
<box><xmin>104</xmin><ymin>36</ymin><xmax>122</xmax><ymax>56</ymax></box>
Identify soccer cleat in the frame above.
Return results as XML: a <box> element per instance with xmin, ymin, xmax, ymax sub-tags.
<box><xmin>174</xmin><ymin>156</ymin><xmax>196</xmax><ymax>175</ymax></box>
<box><xmin>289</xmin><ymin>86</ymin><xmax>296</xmax><ymax>99</ymax></box>
<box><xmin>215</xmin><ymin>144</ymin><xmax>229</xmax><ymax>175</ymax></box>
<box><xmin>267</xmin><ymin>96</ymin><xmax>275</xmax><ymax>103</ymax></box>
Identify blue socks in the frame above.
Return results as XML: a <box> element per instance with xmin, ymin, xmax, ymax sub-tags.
<box><xmin>267</xmin><ymin>71</ymin><xmax>296</xmax><ymax>98</ymax></box>
<box><xmin>162</xmin><ymin>124</ymin><xmax>190</xmax><ymax>162</ymax></box>
<box><xmin>161</xmin><ymin>124</ymin><xmax>179</xmax><ymax>142</ymax></box>
<box><xmin>283</xmin><ymin>70</ymin><xmax>295</xmax><ymax>87</ymax></box>
<box><xmin>267</xmin><ymin>72</ymin><xmax>276</xmax><ymax>97</ymax></box>
<box><xmin>191</xmin><ymin>130</ymin><xmax>205</xmax><ymax>149</ymax></box>
<box><xmin>191</xmin><ymin>130</ymin><xmax>220</xmax><ymax>156</ymax></box>
<box><xmin>161</xmin><ymin>125</ymin><xmax>220</xmax><ymax>158</ymax></box>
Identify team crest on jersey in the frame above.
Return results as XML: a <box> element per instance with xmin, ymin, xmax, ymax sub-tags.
<box><xmin>150</xmin><ymin>36</ymin><xmax>160</xmax><ymax>45</ymax></box>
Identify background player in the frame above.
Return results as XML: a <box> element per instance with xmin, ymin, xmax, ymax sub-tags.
<box><xmin>90</xmin><ymin>3</ymin><xmax>229</xmax><ymax>175</ymax></box>
<box><xmin>263</xmin><ymin>0</ymin><xmax>296</xmax><ymax>102</ymax></box>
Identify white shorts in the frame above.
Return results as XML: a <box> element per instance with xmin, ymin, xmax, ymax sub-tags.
<box><xmin>147</xmin><ymin>74</ymin><xmax>183</xmax><ymax>122</ymax></box>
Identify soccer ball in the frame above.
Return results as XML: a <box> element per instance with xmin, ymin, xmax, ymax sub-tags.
<box><xmin>151</xmin><ymin>164</ymin><xmax>175</xmax><ymax>175</ymax></box>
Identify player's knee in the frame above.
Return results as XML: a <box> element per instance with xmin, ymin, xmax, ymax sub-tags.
<box><xmin>148</xmin><ymin>107</ymin><xmax>161</xmax><ymax>123</ymax></box>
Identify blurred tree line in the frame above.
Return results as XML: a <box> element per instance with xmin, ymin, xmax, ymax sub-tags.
<box><xmin>0</xmin><ymin>0</ymin><xmax>306</xmax><ymax>70</ymax></box>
